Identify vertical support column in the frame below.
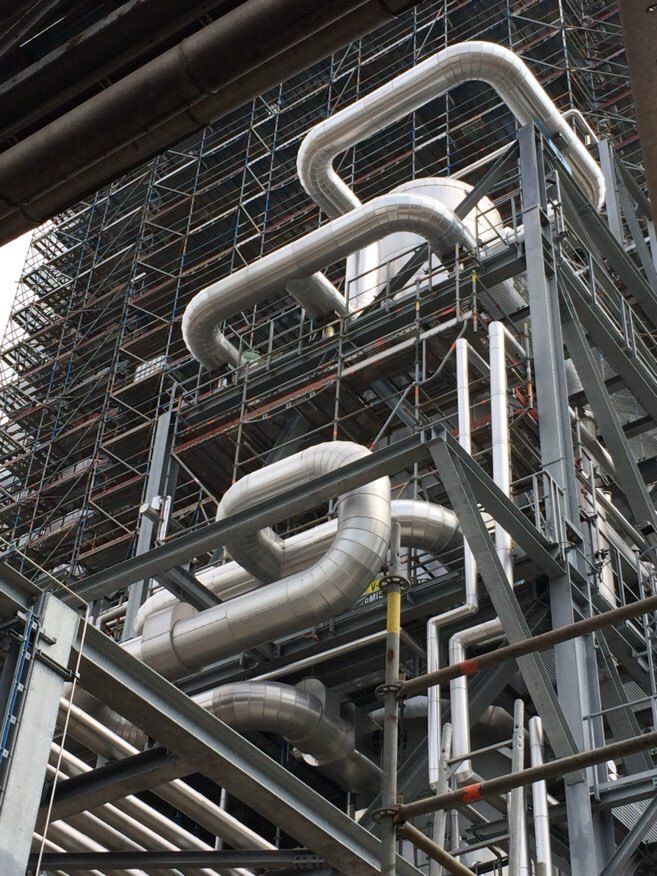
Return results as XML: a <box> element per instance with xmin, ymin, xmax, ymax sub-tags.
<box><xmin>518</xmin><ymin>122</ymin><xmax>605</xmax><ymax>874</ymax></box>
<box><xmin>123</xmin><ymin>408</ymin><xmax>173</xmax><ymax>639</ymax></box>
<box><xmin>0</xmin><ymin>594</ymin><xmax>78</xmax><ymax>874</ymax></box>
<box><xmin>377</xmin><ymin>522</ymin><xmax>407</xmax><ymax>875</ymax></box>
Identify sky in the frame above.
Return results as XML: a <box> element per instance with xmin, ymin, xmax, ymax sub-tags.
<box><xmin>0</xmin><ymin>232</ymin><xmax>32</xmax><ymax>340</ymax></box>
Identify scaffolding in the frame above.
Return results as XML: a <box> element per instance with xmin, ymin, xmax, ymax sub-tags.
<box><xmin>4</xmin><ymin>2</ymin><xmax>657</xmax><ymax>871</ymax></box>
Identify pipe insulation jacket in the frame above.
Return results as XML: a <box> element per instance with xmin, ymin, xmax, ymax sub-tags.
<box><xmin>133</xmin><ymin>499</ymin><xmax>460</xmax><ymax>637</ymax></box>
<box><xmin>297</xmin><ymin>40</ymin><xmax>604</xmax><ymax>214</ymax></box>
<box><xmin>132</xmin><ymin>442</ymin><xmax>390</xmax><ymax>678</ymax></box>
<box><xmin>182</xmin><ymin>194</ymin><xmax>475</xmax><ymax>369</ymax></box>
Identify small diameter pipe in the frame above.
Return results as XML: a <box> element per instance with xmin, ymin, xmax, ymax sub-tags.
<box><xmin>529</xmin><ymin>717</ymin><xmax>553</xmax><ymax>876</ymax></box>
<box><xmin>398</xmin><ymin>728</ymin><xmax>657</xmax><ymax>821</ymax></box>
<box><xmin>398</xmin><ymin>823</ymin><xmax>476</xmax><ymax>876</ymax></box>
<box><xmin>507</xmin><ymin>700</ymin><xmax>528</xmax><ymax>876</ymax></box>
<box><xmin>379</xmin><ymin>522</ymin><xmax>404</xmax><ymax>875</ymax></box>
<box><xmin>427</xmin><ymin>339</ymin><xmax>479</xmax><ymax>791</ymax></box>
<box><xmin>398</xmin><ymin>590</ymin><xmax>657</xmax><ymax>698</ymax></box>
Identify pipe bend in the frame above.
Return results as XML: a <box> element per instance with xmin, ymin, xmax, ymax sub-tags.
<box><xmin>182</xmin><ymin>193</ymin><xmax>474</xmax><ymax>369</ymax></box>
<box><xmin>138</xmin><ymin>441</ymin><xmax>390</xmax><ymax>677</ymax></box>
<box><xmin>198</xmin><ymin>680</ymin><xmax>353</xmax><ymax>765</ymax></box>
<box><xmin>297</xmin><ymin>40</ymin><xmax>604</xmax><ymax>215</ymax></box>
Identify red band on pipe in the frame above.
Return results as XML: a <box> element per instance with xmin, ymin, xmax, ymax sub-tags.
<box><xmin>459</xmin><ymin>657</ymin><xmax>481</xmax><ymax>676</ymax></box>
<box><xmin>462</xmin><ymin>783</ymin><xmax>482</xmax><ymax>803</ymax></box>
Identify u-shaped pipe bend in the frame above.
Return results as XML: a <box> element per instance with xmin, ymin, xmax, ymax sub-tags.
<box><xmin>297</xmin><ymin>40</ymin><xmax>604</xmax><ymax>216</ymax></box>
<box><xmin>182</xmin><ymin>193</ymin><xmax>475</xmax><ymax>369</ymax></box>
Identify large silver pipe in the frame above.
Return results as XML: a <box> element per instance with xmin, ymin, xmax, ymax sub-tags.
<box><xmin>58</xmin><ymin>699</ymin><xmax>276</xmax><ymax>854</ymax></box>
<box><xmin>297</xmin><ymin>40</ymin><xmax>604</xmax><ymax>215</ymax></box>
<box><xmin>182</xmin><ymin>194</ymin><xmax>474</xmax><ymax>369</ymax></box>
<box><xmin>135</xmin><ymin>498</ymin><xmax>461</xmax><ymax>635</ymax></box>
<box><xmin>38</xmin><ymin>820</ymin><xmax>146</xmax><ymax>876</ymax></box>
<box><xmin>136</xmin><ymin>442</ymin><xmax>390</xmax><ymax>678</ymax></box>
<box><xmin>529</xmin><ymin>717</ymin><xmax>553</xmax><ymax>876</ymax></box>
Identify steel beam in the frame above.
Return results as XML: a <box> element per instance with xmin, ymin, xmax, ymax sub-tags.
<box><xmin>155</xmin><ymin>566</ymin><xmax>221</xmax><ymax>612</ymax></box>
<box><xmin>38</xmin><ymin>746</ymin><xmax>185</xmax><ymax>825</ymax></box>
<box><xmin>123</xmin><ymin>409</ymin><xmax>174</xmax><ymax>639</ymax></box>
<box><xmin>560</xmin><ymin>287</ymin><xmax>657</xmax><ymax>530</ymax></box>
<box><xmin>519</xmin><ymin>123</ymin><xmax>603</xmax><ymax>875</ymax></box>
<box><xmin>29</xmin><ymin>849</ymin><xmax>324</xmax><ymax>871</ymax></box>
<box><xmin>0</xmin><ymin>571</ymin><xmax>421</xmax><ymax>876</ymax></box>
<box><xmin>0</xmin><ymin>594</ymin><xmax>78</xmax><ymax>876</ymax></box>
<box><xmin>444</xmin><ymin>436</ymin><xmax>564</xmax><ymax>577</ymax></box>
<box><xmin>560</xmin><ymin>265</ymin><xmax>657</xmax><ymax>425</ymax></box>
<box><xmin>428</xmin><ymin>438</ymin><xmax>578</xmax><ymax>761</ymax></box>
<box><xmin>599</xmin><ymin>795</ymin><xmax>657</xmax><ymax>876</ymax></box>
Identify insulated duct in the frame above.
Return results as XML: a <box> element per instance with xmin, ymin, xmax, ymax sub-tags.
<box><xmin>134</xmin><ymin>499</ymin><xmax>461</xmax><ymax>637</ymax></box>
<box><xmin>297</xmin><ymin>40</ymin><xmax>605</xmax><ymax>214</ymax></box>
<box><xmin>182</xmin><ymin>194</ymin><xmax>475</xmax><ymax>369</ymax></box>
<box><xmin>132</xmin><ymin>442</ymin><xmax>391</xmax><ymax>678</ymax></box>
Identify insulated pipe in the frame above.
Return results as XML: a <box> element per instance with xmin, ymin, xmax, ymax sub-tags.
<box><xmin>135</xmin><ymin>499</ymin><xmax>461</xmax><ymax>633</ymax></box>
<box><xmin>32</xmin><ymin>833</ymin><xmax>102</xmax><ymax>876</ymax></box>
<box><xmin>137</xmin><ymin>442</ymin><xmax>391</xmax><ymax>678</ymax></box>
<box><xmin>489</xmin><ymin>323</ymin><xmax>513</xmax><ymax>580</ymax></box>
<box><xmin>0</xmin><ymin>0</ymin><xmax>418</xmax><ymax>245</ymax></box>
<box><xmin>58</xmin><ymin>700</ymin><xmax>276</xmax><ymax>854</ymax></box>
<box><xmin>426</xmin><ymin>339</ymin><xmax>479</xmax><ymax>792</ymax></box>
<box><xmin>297</xmin><ymin>41</ymin><xmax>604</xmax><ymax>214</ymax></box>
<box><xmin>529</xmin><ymin>717</ymin><xmax>553</xmax><ymax>876</ymax></box>
<box><xmin>197</xmin><ymin>681</ymin><xmax>351</xmax><ymax>766</ymax></box>
<box><xmin>285</xmin><ymin>273</ymin><xmax>350</xmax><ymax>318</ymax></box>
<box><xmin>182</xmin><ymin>194</ymin><xmax>475</xmax><ymax>369</ymax></box>
<box><xmin>38</xmin><ymin>821</ymin><xmax>146</xmax><ymax>876</ymax></box>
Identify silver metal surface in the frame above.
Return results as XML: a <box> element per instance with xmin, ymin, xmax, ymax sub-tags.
<box><xmin>182</xmin><ymin>195</ymin><xmax>474</xmax><ymax>369</ymax></box>
<box><xmin>297</xmin><ymin>41</ymin><xmax>604</xmax><ymax>215</ymax></box>
<box><xmin>136</xmin><ymin>498</ymin><xmax>460</xmax><ymax>632</ymax></box>
<box><xmin>528</xmin><ymin>717</ymin><xmax>553</xmax><ymax>876</ymax></box>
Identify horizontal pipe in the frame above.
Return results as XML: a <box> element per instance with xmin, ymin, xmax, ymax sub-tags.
<box><xmin>398</xmin><ymin>590</ymin><xmax>657</xmax><ymax>698</ymax></box>
<box><xmin>183</xmin><ymin>194</ymin><xmax>474</xmax><ymax>369</ymax></box>
<box><xmin>398</xmin><ymin>728</ymin><xmax>657</xmax><ymax>821</ymax></box>
<box><xmin>0</xmin><ymin>0</ymin><xmax>413</xmax><ymax>245</ymax></box>
<box><xmin>397</xmin><ymin>823</ymin><xmax>475</xmax><ymax>876</ymax></box>
<box><xmin>298</xmin><ymin>41</ymin><xmax>604</xmax><ymax>213</ymax></box>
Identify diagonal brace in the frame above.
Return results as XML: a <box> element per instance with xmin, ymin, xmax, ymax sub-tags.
<box><xmin>429</xmin><ymin>438</ymin><xmax>579</xmax><ymax>760</ymax></box>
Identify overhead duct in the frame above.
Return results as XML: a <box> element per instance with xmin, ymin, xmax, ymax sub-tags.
<box><xmin>182</xmin><ymin>194</ymin><xmax>475</xmax><ymax>369</ymax></box>
<box><xmin>297</xmin><ymin>40</ymin><xmax>604</xmax><ymax>214</ymax></box>
<box><xmin>0</xmin><ymin>0</ymin><xmax>419</xmax><ymax>246</ymax></box>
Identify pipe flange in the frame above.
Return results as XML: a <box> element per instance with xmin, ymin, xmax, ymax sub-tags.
<box><xmin>378</xmin><ymin>574</ymin><xmax>410</xmax><ymax>593</ymax></box>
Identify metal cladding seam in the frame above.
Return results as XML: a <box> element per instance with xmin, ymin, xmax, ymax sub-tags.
<box><xmin>196</xmin><ymin>681</ymin><xmax>352</xmax><ymax>765</ymax></box>
<box><xmin>297</xmin><ymin>40</ymin><xmax>605</xmax><ymax>215</ymax></box>
<box><xmin>133</xmin><ymin>498</ymin><xmax>461</xmax><ymax>636</ymax></box>
<box><xmin>138</xmin><ymin>442</ymin><xmax>391</xmax><ymax>679</ymax></box>
<box><xmin>182</xmin><ymin>194</ymin><xmax>475</xmax><ymax>369</ymax></box>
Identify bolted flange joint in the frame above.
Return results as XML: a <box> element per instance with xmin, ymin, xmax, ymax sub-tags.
<box><xmin>379</xmin><ymin>574</ymin><xmax>410</xmax><ymax>593</ymax></box>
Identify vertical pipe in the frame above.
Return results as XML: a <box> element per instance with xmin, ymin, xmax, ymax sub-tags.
<box><xmin>508</xmin><ymin>699</ymin><xmax>528</xmax><ymax>876</ymax></box>
<box><xmin>430</xmin><ymin>722</ymin><xmax>453</xmax><ymax>876</ymax></box>
<box><xmin>529</xmin><ymin>717</ymin><xmax>553</xmax><ymax>876</ymax></box>
<box><xmin>489</xmin><ymin>322</ymin><xmax>512</xmax><ymax>580</ymax></box>
<box><xmin>380</xmin><ymin>522</ymin><xmax>404</xmax><ymax>875</ymax></box>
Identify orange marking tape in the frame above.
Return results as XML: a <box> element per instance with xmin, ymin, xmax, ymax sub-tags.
<box><xmin>459</xmin><ymin>657</ymin><xmax>481</xmax><ymax>676</ymax></box>
<box><xmin>462</xmin><ymin>783</ymin><xmax>482</xmax><ymax>804</ymax></box>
